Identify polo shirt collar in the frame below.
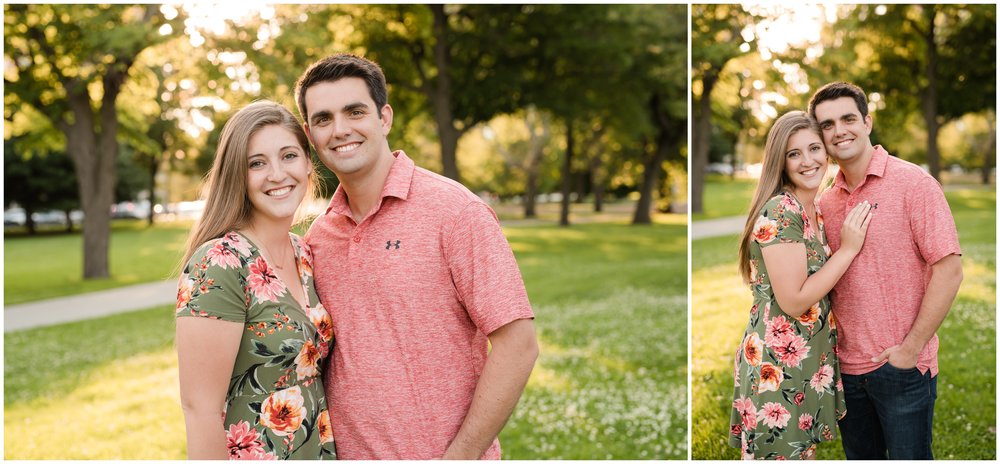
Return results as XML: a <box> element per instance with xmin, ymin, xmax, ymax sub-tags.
<box><xmin>831</xmin><ymin>144</ymin><xmax>889</xmax><ymax>193</ymax></box>
<box><xmin>324</xmin><ymin>150</ymin><xmax>414</xmax><ymax>217</ymax></box>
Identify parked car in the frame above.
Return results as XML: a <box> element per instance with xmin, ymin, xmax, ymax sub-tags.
<box><xmin>4</xmin><ymin>208</ymin><xmax>26</xmax><ymax>227</ymax></box>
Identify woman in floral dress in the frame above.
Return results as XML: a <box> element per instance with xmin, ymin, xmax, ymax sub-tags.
<box><xmin>730</xmin><ymin>111</ymin><xmax>874</xmax><ymax>459</ymax></box>
<box><xmin>176</xmin><ymin>101</ymin><xmax>336</xmax><ymax>459</ymax></box>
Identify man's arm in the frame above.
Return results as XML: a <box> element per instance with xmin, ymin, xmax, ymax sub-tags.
<box><xmin>872</xmin><ymin>254</ymin><xmax>963</xmax><ymax>368</ymax></box>
<box><xmin>442</xmin><ymin>318</ymin><xmax>538</xmax><ymax>459</ymax></box>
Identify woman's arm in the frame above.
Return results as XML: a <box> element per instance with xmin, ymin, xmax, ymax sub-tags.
<box><xmin>762</xmin><ymin>201</ymin><xmax>873</xmax><ymax>317</ymax></box>
<box><xmin>176</xmin><ymin>317</ymin><xmax>244</xmax><ymax>459</ymax></box>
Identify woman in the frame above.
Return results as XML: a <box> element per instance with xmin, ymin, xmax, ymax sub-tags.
<box><xmin>175</xmin><ymin>100</ymin><xmax>336</xmax><ymax>460</ymax></box>
<box><xmin>729</xmin><ymin>111</ymin><xmax>873</xmax><ymax>460</ymax></box>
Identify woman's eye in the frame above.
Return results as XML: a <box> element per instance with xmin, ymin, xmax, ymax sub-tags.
<box><xmin>283</xmin><ymin>152</ymin><xmax>299</xmax><ymax>160</ymax></box>
<box><xmin>249</xmin><ymin>160</ymin><xmax>264</xmax><ymax>168</ymax></box>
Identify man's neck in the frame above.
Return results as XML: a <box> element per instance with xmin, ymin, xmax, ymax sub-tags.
<box><xmin>839</xmin><ymin>146</ymin><xmax>876</xmax><ymax>191</ymax></box>
<box><xmin>339</xmin><ymin>150</ymin><xmax>396</xmax><ymax>224</ymax></box>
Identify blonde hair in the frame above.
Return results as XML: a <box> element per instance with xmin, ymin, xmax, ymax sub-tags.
<box><xmin>179</xmin><ymin>100</ymin><xmax>317</xmax><ymax>269</ymax></box>
<box><xmin>737</xmin><ymin>110</ymin><xmax>821</xmax><ymax>283</ymax></box>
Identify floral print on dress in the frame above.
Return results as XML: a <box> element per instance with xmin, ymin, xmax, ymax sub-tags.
<box><xmin>177</xmin><ymin>231</ymin><xmax>336</xmax><ymax>460</ymax></box>
<box><xmin>730</xmin><ymin>192</ymin><xmax>845</xmax><ymax>460</ymax></box>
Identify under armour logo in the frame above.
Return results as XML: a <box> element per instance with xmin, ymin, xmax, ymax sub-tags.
<box><xmin>386</xmin><ymin>240</ymin><xmax>401</xmax><ymax>250</ymax></box>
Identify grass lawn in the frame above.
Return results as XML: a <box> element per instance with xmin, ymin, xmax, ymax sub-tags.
<box><xmin>3</xmin><ymin>220</ymin><xmax>192</xmax><ymax>305</ymax></box>
<box><xmin>3</xmin><ymin>213</ymin><xmax>687</xmax><ymax>459</ymax></box>
<box><xmin>691</xmin><ymin>174</ymin><xmax>757</xmax><ymax>221</ymax></box>
<box><xmin>691</xmin><ymin>187</ymin><xmax>996</xmax><ymax>459</ymax></box>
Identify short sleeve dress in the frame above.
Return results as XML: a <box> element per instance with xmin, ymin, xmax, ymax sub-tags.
<box><xmin>177</xmin><ymin>231</ymin><xmax>337</xmax><ymax>460</ymax></box>
<box><xmin>729</xmin><ymin>192</ymin><xmax>846</xmax><ymax>460</ymax></box>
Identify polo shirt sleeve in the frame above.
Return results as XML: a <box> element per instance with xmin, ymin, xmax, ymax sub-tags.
<box><xmin>907</xmin><ymin>176</ymin><xmax>962</xmax><ymax>265</ymax></box>
<box><xmin>754</xmin><ymin>194</ymin><xmax>806</xmax><ymax>247</ymax></box>
<box><xmin>443</xmin><ymin>201</ymin><xmax>535</xmax><ymax>336</ymax></box>
<box><xmin>176</xmin><ymin>239</ymin><xmax>249</xmax><ymax>323</ymax></box>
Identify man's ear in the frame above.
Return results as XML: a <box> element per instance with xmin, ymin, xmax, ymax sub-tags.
<box><xmin>864</xmin><ymin>114</ymin><xmax>873</xmax><ymax>134</ymax></box>
<box><xmin>303</xmin><ymin>122</ymin><xmax>314</xmax><ymax>142</ymax></box>
<box><xmin>380</xmin><ymin>104</ymin><xmax>394</xmax><ymax>136</ymax></box>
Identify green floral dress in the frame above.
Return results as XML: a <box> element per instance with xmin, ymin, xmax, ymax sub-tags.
<box><xmin>729</xmin><ymin>192</ymin><xmax>846</xmax><ymax>460</ymax></box>
<box><xmin>177</xmin><ymin>231</ymin><xmax>337</xmax><ymax>460</ymax></box>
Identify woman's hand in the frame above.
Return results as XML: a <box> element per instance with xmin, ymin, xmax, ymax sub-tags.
<box><xmin>838</xmin><ymin>201</ymin><xmax>874</xmax><ymax>256</ymax></box>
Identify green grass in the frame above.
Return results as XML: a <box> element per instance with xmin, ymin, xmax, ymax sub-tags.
<box><xmin>691</xmin><ymin>187</ymin><xmax>996</xmax><ymax>459</ymax></box>
<box><xmin>3</xmin><ymin>221</ymin><xmax>191</xmax><ymax>305</ymax></box>
<box><xmin>692</xmin><ymin>174</ymin><xmax>757</xmax><ymax>221</ymax></box>
<box><xmin>3</xmin><ymin>213</ymin><xmax>687</xmax><ymax>460</ymax></box>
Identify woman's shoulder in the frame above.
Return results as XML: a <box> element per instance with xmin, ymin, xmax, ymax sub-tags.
<box><xmin>758</xmin><ymin>192</ymin><xmax>802</xmax><ymax>219</ymax></box>
<box><xmin>185</xmin><ymin>231</ymin><xmax>256</xmax><ymax>270</ymax></box>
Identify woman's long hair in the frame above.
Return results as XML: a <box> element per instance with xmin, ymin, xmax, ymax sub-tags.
<box><xmin>737</xmin><ymin>111</ymin><xmax>821</xmax><ymax>283</ymax></box>
<box><xmin>179</xmin><ymin>100</ymin><xmax>316</xmax><ymax>269</ymax></box>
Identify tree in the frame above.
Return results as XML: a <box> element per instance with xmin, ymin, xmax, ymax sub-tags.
<box><xmin>4</xmin><ymin>140</ymin><xmax>79</xmax><ymax>234</ymax></box>
<box><xmin>691</xmin><ymin>4</ymin><xmax>758</xmax><ymax>215</ymax></box>
<box><xmin>849</xmin><ymin>4</ymin><xmax>996</xmax><ymax>180</ymax></box>
<box><xmin>4</xmin><ymin>4</ymin><xmax>181</xmax><ymax>278</ymax></box>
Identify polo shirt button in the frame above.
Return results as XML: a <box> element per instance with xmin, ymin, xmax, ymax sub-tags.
<box><xmin>353</xmin><ymin>235</ymin><xmax>361</xmax><ymax>243</ymax></box>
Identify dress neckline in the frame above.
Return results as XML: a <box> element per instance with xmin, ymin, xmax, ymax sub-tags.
<box><xmin>233</xmin><ymin>230</ymin><xmax>311</xmax><ymax>311</ymax></box>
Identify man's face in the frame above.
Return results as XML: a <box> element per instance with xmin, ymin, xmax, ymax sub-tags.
<box><xmin>302</xmin><ymin>77</ymin><xmax>392</xmax><ymax>177</ymax></box>
<box><xmin>813</xmin><ymin>96</ymin><xmax>873</xmax><ymax>164</ymax></box>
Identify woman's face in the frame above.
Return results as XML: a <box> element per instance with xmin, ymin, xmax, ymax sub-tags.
<box><xmin>783</xmin><ymin>129</ymin><xmax>828</xmax><ymax>194</ymax></box>
<box><xmin>245</xmin><ymin>124</ymin><xmax>310</xmax><ymax>225</ymax></box>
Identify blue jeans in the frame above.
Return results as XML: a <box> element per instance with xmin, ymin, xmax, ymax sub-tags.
<box><xmin>839</xmin><ymin>363</ymin><xmax>937</xmax><ymax>460</ymax></box>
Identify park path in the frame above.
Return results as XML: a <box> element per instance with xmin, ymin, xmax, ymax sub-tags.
<box><xmin>4</xmin><ymin>279</ymin><xmax>177</xmax><ymax>332</ymax></box>
<box><xmin>691</xmin><ymin>215</ymin><xmax>744</xmax><ymax>240</ymax></box>
<box><xmin>6</xmin><ymin>212</ymin><xmax>723</xmax><ymax>332</ymax></box>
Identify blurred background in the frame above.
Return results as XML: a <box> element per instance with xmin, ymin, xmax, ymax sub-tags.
<box><xmin>4</xmin><ymin>4</ymin><xmax>687</xmax><ymax>459</ymax></box>
<box><xmin>691</xmin><ymin>3</ymin><xmax>996</xmax><ymax>460</ymax></box>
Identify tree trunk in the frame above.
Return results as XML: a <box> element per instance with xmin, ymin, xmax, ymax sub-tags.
<box><xmin>635</xmin><ymin>92</ymin><xmax>677</xmax><ymax>224</ymax></box>
<box><xmin>921</xmin><ymin>6</ymin><xmax>941</xmax><ymax>181</ymax></box>
<box><xmin>25</xmin><ymin>207</ymin><xmax>37</xmax><ymax>235</ymax></box>
<box><xmin>634</xmin><ymin>138</ymin><xmax>668</xmax><ymax>224</ymax></box>
<box><xmin>574</xmin><ymin>169</ymin><xmax>587</xmax><ymax>204</ymax></box>
<box><xmin>984</xmin><ymin>110</ymin><xmax>996</xmax><ymax>185</ymax></box>
<box><xmin>148</xmin><ymin>154</ymin><xmax>159</xmax><ymax>226</ymax></box>
<box><xmin>591</xmin><ymin>153</ymin><xmax>605</xmax><ymax>213</ymax></box>
<box><xmin>61</xmin><ymin>77</ymin><xmax>118</xmax><ymax>279</ymax></box>
<box><xmin>63</xmin><ymin>209</ymin><xmax>73</xmax><ymax>233</ymax></box>
<box><xmin>524</xmin><ymin>150</ymin><xmax>540</xmax><ymax>218</ymax></box>
<box><xmin>692</xmin><ymin>71</ymin><xmax>718</xmax><ymax>214</ymax></box>
<box><xmin>559</xmin><ymin>119</ymin><xmax>574</xmax><ymax>227</ymax></box>
<box><xmin>429</xmin><ymin>4</ymin><xmax>462</xmax><ymax>182</ymax></box>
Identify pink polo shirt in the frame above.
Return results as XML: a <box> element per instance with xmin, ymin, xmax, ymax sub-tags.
<box><xmin>305</xmin><ymin>151</ymin><xmax>534</xmax><ymax>460</ymax></box>
<box><xmin>819</xmin><ymin>145</ymin><xmax>961</xmax><ymax>377</ymax></box>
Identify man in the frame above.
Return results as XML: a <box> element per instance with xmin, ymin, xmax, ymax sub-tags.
<box><xmin>809</xmin><ymin>81</ymin><xmax>963</xmax><ymax>460</ymax></box>
<box><xmin>295</xmin><ymin>54</ymin><xmax>539</xmax><ymax>460</ymax></box>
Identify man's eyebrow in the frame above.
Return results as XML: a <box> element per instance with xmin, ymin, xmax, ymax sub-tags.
<box><xmin>309</xmin><ymin>110</ymin><xmax>332</xmax><ymax>124</ymax></box>
<box><xmin>343</xmin><ymin>102</ymin><xmax>369</xmax><ymax>112</ymax></box>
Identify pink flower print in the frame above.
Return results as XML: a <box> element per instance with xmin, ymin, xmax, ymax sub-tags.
<box><xmin>247</xmin><ymin>256</ymin><xmax>286</xmax><ymax>303</ymax></box>
<box><xmin>836</xmin><ymin>377</ymin><xmax>844</xmax><ymax>392</ymax></box>
<box><xmin>797</xmin><ymin>303</ymin><xmax>820</xmax><ymax>327</ymax></box>
<box><xmin>295</xmin><ymin>340</ymin><xmax>321</xmax><ymax>380</ymax></box>
<box><xmin>223</xmin><ymin>231</ymin><xmax>253</xmax><ymax>257</ymax></box>
<box><xmin>752</xmin><ymin>216</ymin><xmax>779</xmax><ymax>244</ymax></box>
<box><xmin>780</xmin><ymin>193</ymin><xmax>800</xmax><ymax>213</ymax></box>
<box><xmin>756</xmin><ymin>402</ymin><xmax>791</xmax><ymax>429</ymax></box>
<box><xmin>798</xmin><ymin>413</ymin><xmax>814</xmax><ymax>431</ymax></box>
<box><xmin>772</xmin><ymin>332</ymin><xmax>811</xmax><ymax>369</ymax></box>
<box><xmin>742</xmin><ymin>333</ymin><xmax>764</xmax><ymax>367</ymax></box>
<box><xmin>810</xmin><ymin>364</ymin><xmax>834</xmax><ymax>393</ymax></box>
<box><xmin>733</xmin><ymin>397</ymin><xmax>758</xmax><ymax>430</ymax></box>
<box><xmin>176</xmin><ymin>275</ymin><xmax>193</xmax><ymax>313</ymax></box>
<box><xmin>308</xmin><ymin>303</ymin><xmax>334</xmax><ymax>343</ymax></box>
<box><xmin>764</xmin><ymin>316</ymin><xmax>794</xmax><ymax>348</ymax></box>
<box><xmin>207</xmin><ymin>242</ymin><xmax>241</xmax><ymax>269</ymax></box>
<box><xmin>793</xmin><ymin>391</ymin><xmax>805</xmax><ymax>405</ymax></box>
<box><xmin>226</xmin><ymin>421</ymin><xmax>273</xmax><ymax>460</ymax></box>
<box><xmin>758</xmin><ymin>362</ymin><xmax>783</xmax><ymax>393</ymax></box>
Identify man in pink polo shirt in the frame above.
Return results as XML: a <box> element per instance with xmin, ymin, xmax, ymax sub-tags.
<box><xmin>810</xmin><ymin>82</ymin><xmax>963</xmax><ymax>460</ymax></box>
<box><xmin>293</xmin><ymin>54</ymin><xmax>539</xmax><ymax>459</ymax></box>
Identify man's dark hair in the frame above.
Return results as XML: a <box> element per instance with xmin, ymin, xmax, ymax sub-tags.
<box><xmin>808</xmin><ymin>81</ymin><xmax>869</xmax><ymax>120</ymax></box>
<box><xmin>295</xmin><ymin>53</ymin><xmax>389</xmax><ymax>122</ymax></box>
